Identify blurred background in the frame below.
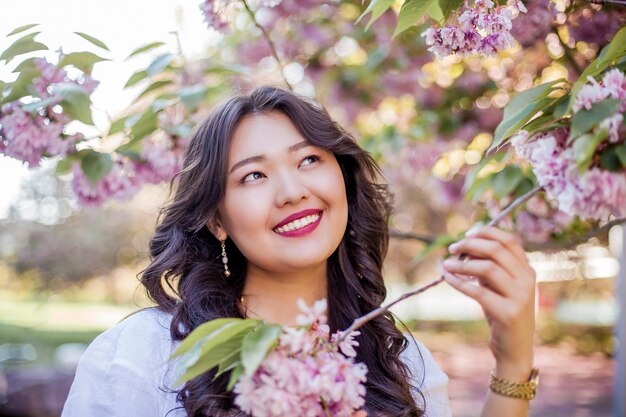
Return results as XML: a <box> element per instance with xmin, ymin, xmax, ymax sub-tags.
<box><xmin>0</xmin><ymin>0</ymin><xmax>624</xmax><ymax>416</ymax></box>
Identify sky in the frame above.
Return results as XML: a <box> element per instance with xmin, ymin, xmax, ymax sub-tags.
<box><xmin>0</xmin><ymin>0</ymin><xmax>216</xmax><ymax>217</ymax></box>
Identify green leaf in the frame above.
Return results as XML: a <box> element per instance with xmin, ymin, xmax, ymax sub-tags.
<box><xmin>129</xmin><ymin>108</ymin><xmax>158</xmax><ymax>140</ymax></box>
<box><xmin>147</xmin><ymin>53</ymin><xmax>176</xmax><ymax>76</ymax></box>
<box><xmin>490</xmin><ymin>80</ymin><xmax>564</xmax><ymax>151</ymax></box>
<box><xmin>241</xmin><ymin>324</ymin><xmax>282</xmax><ymax>376</ymax></box>
<box><xmin>426</xmin><ymin>1</ymin><xmax>444</xmax><ymax>23</ymax></box>
<box><xmin>175</xmin><ymin>320</ymin><xmax>260</xmax><ymax>384</ymax></box>
<box><xmin>80</xmin><ymin>151</ymin><xmax>113</xmax><ymax>184</ymax></box>
<box><xmin>616</xmin><ymin>144</ymin><xmax>626</xmax><ymax>167</ymax></box>
<box><xmin>410</xmin><ymin>234</ymin><xmax>457</xmax><ymax>267</ymax></box>
<box><xmin>439</xmin><ymin>0</ymin><xmax>464</xmax><ymax>19</ymax></box>
<box><xmin>394</xmin><ymin>0</ymin><xmax>436</xmax><ymax>38</ymax></box>
<box><xmin>573</xmin><ymin>130</ymin><xmax>607</xmax><ymax>172</ymax></box>
<box><xmin>55</xmin><ymin>156</ymin><xmax>75</xmax><ymax>174</ymax></box>
<box><xmin>124</xmin><ymin>70</ymin><xmax>148</xmax><ymax>88</ymax></box>
<box><xmin>59</xmin><ymin>51</ymin><xmax>108</xmax><ymax>73</ymax></box>
<box><xmin>1</xmin><ymin>68</ymin><xmax>39</xmax><ymax>103</ymax></box>
<box><xmin>0</xmin><ymin>32</ymin><xmax>48</xmax><ymax>63</ymax></box>
<box><xmin>227</xmin><ymin>363</ymin><xmax>245</xmax><ymax>391</ymax></box>
<box><xmin>215</xmin><ymin>349</ymin><xmax>242</xmax><ymax>377</ymax></box>
<box><xmin>492</xmin><ymin>165</ymin><xmax>524</xmax><ymax>199</ymax></box>
<box><xmin>52</xmin><ymin>83</ymin><xmax>94</xmax><ymax>125</ymax></box>
<box><xmin>6</xmin><ymin>24</ymin><xmax>39</xmax><ymax>37</ymax></box>
<box><xmin>429</xmin><ymin>0</ymin><xmax>463</xmax><ymax>23</ymax></box>
<box><xmin>600</xmin><ymin>146</ymin><xmax>623</xmax><ymax>172</ymax></box>
<box><xmin>172</xmin><ymin>318</ymin><xmax>248</xmax><ymax>358</ymax></box>
<box><xmin>74</xmin><ymin>32</ymin><xmax>110</xmax><ymax>51</ymax></box>
<box><xmin>137</xmin><ymin>79</ymin><xmax>173</xmax><ymax>100</ymax></box>
<box><xmin>179</xmin><ymin>85</ymin><xmax>208</xmax><ymax>111</ymax></box>
<box><xmin>21</xmin><ymin>96</ymin><xmax>58</xmax><ymax>112</ymax></box>
<box><xmin>569</xmin><ymin>99</ymin><xmax>620</xmax><ymax>140</ymax></box>
<box><xmin>568</xmin><ymin>26</ymin><xmax>626</xmax><ymax>111</ymax></box>
<box><xmin>356</xmin><ymin>0</ymin><xmax>395</xmax><ymax>30</ymax></box>
<box><xmin>463</xmin><ymin>151</ymin><xmax>507</xmax><ymax>201</ymax></box>
<box><xmin>108</xmin><ymin>115</ymin><xmax>131</xmax><ymax>135</ymax></box>
<box><xmin>12</xmin><ymin>56</ymin><xmax>38</xmax><ymax>73</ymax></box>
<box><xmin>126</xmin><ymin>41</ymin><xmax>166</xmax><ymax>59</ymax></box>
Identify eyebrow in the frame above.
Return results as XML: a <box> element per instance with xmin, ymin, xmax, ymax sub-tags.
<box><xmin>228</xmin><ymin>140</ymin><xmax>313</xmax><ymax>175</ymax></box>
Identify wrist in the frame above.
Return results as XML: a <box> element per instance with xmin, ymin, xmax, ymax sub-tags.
<box><xmin>494</xmin><ymin>359</ymin><xmax>534</xmax><ymax>381</ymax></box>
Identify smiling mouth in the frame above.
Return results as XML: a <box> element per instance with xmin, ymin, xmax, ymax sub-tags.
<box><xmin>273</xmin><ymin>212</ymin><xmax>322</xmax><ymax>234</ymax></box>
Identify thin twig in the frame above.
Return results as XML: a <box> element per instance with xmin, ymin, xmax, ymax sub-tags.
<box><xmin>337</xmin><ymin>186</ymin><xmax>543</xmax><ymax>342</ymax></box>
<box><xmin>552</xmin><ymin>24</ymin><xmax>584</xmax><ymax>77</ymax></box>
<box><xmin>525</xmin><ymin>217</ymin><xmax>626</xmax><ymax>251</ymax></box>
<box><xmin>240</xmin><ymin>0</ymin><xmax>293</xmax><ymax>90</ymax></box>
<box><xmin>584</xmin><ymin>0</ymin><xmax>626</xmax><ymax>5</ymax></box>
<box><xmin>389</xmin><ymin>230</ymin><xmax>435</xmax><ymax>244</ymax></box>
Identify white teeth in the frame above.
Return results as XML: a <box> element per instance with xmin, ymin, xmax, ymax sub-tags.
<box><xmin>274</xmin><ymin>213</ymin><xmax>320</xmax><ymax>233</ymax></box>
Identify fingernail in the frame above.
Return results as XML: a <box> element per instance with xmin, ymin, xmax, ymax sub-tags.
<box><xmin>465</xmin><ymin>228</ymin><xmax>479</xmax><ymax>237</ymax></box>
<box><xmin>448</xmin><ymin>242</ymin><xmax>460</xmax><ymax>252</ymax></box>
<box><xmin>443</xmin><ymin>272</ymin><xmax>461</xmax><ymax>284</ymax></box>
<box><xmin>442</xmin><ymin>258</ymin><xmax>457</xmax><ymax>269</ymax></box>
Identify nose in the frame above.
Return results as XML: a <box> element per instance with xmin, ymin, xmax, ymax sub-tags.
<box><xmin>274</xmin><ymin>171</ymin><xmax>310</xmax><ymax>207</ymax></box>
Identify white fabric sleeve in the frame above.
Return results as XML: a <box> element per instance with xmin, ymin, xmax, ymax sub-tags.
<box><xmin>61</xmin><ymin>309</ymin><xmax>183</xmax><ymax>417</ymax></box>
<box><xmin>402</xmin><ymin>335</ymin><xmax>453</xmax><ymax>417</ymax></box>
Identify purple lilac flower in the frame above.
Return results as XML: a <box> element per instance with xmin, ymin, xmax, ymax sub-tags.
<box><xmin>422</xmin><ymin>0</ymin><xmax>526</xmax><ymax>59</ymax></box>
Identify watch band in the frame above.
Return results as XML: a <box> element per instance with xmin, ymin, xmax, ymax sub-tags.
<box><xmin>489</xmin><ymin>367</ymin><xmax>540</xmax><ymax>400</ymax></box>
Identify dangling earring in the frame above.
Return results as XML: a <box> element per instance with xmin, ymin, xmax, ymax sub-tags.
<box><xmin>220</xmin><ymin>239</ymin><xmax>231</xmax><ymax>278</ymax></box>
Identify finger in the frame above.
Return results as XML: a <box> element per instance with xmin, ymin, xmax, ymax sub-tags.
<box><xmin>442</xmin><ymin>257</ymin><xmax>514</xmax><ymax>297</ymax></box>
<box><xmin>443</xmin><ymin>272</ymin><xmax>521</xmax><ymax>326</ymax></box>
<box><xmin>448</xmin><ymin>237</ymin><xmax>526</xmax><ymax>280</ymax></box>
<box><xmin>350</xmin><ymin>411</ymin><xmax>367</xmax><ymax>417</ymax></box>
<box><xmin>466</xmin><ymin>226</ymin><xmax>527</xmax><ymax>262</ymax></box>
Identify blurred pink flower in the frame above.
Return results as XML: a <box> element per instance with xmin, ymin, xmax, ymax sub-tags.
<box><xmin>0</xmin><ymin>104</ymin><xmax>71</xmax><ymax>167</ymax></box>
<box><xmin>199</xmin><ymin>0</ymin><xmax>230</xmax><ymax>33</ymax></box>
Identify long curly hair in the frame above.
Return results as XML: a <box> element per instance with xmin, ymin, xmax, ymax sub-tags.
<box><xmin>139</xmin><ymin>86</ymin><xmax>425</xmax><ymax>416</ymax></box>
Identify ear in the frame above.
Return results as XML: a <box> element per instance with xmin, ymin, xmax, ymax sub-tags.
<box><xmin>206</xmin><ymin>216</ymin><xmax>227</xmax><ymax>241</ymax></box>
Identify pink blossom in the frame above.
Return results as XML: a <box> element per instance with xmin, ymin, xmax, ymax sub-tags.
<box><xmin>233</xmin><ymin>299</ymin><xmax>367</xmax><ymax>417</ymax></box>
<box><xmin>199</xmin><ymin>0</ymin><xmax>230</xmax><ymax>32</ymax></box>
<box><xmin>513</xmin><ymin>127</ymin><xmax>626</xmax><ymax>221</ymax></box>
<box><xmin>423</xmin><ymin>0</ymin><xmax>525</xmax><ymax>58</ymax></box>
<box><xmin>0</xmin><ymin>104</ymin><xmax>71</xmax><ymax>167</ymax></box>
<box><xmin>70</xmin><ymin>158</ymin><xmax>141</xmax><ymax>207</ymax></box>
<box><xmin>573</xmin><ymin>81</ymin><xmax>609</xmax><ymax>112</ymax></box>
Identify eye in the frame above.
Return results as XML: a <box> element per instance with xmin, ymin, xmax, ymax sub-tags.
<box><xmin>241</xmin><ymin>171</ymin><xmax>265</xmax><ymax>184</ymax></box>
<box><xmin>300</xmin><ymin>154</ymin><xmax>321</xmax><ymax>167</ymax></box>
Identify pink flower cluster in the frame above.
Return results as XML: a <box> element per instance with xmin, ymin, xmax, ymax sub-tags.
<box><xmin>511</xmin><ymin>128</ymin><xmax>626</xmax><ymax>221</ymax></box>
<box><xmin>422</xmin><ymin>0</ymin><xmax>526</xmax><ymax>59</ymax></box>
<box><xmin>233</xmin><ymin>299</ymin><xmax>367</xmax><ymax>417</ymax></box>
<box><xmin>573</xmin><ymin>69</ymin><xmax>626</xmax><ymax>143</ymax></box>
<box><xmin>0</xmin><ymin>104</ymin><xmax>76</xmax><ymax>167</ymax></box>
<box><xmin>199</xmin><ymin>0</ymin><xmax>230</xmax><ymax>32</ymax></box>
<box><xmin>71</xmin><ymin>135</ymin><xmax>186</xmax><ymax>207</ymax></box>
<box><xmin>0</xmin><ymin>58</ymin><xmax>96</xmax><ymax>167</ymax></box>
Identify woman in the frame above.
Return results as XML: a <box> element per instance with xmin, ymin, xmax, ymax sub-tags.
<box><xmin>62</xmin><ymin>86</ymin><xmax>536</xmax><ymax>417</ymax></box>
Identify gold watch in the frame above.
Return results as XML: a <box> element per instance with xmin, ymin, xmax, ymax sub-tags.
<box><xmin>489</xmin><ymin>367</ymin><xmax>540</xmax><ymax>400</ymax></box>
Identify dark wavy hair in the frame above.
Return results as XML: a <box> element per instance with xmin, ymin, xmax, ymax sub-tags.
<box><xmin>139</xmin><ymin>86</ymin><xmax>425</xmax><ymax>416</ymax></box>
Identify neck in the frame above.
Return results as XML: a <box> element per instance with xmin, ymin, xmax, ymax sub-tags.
<box><xmin>242</xmin><ymin>262</ymin><xmax>328</xmax><ymax>326</ymax></box>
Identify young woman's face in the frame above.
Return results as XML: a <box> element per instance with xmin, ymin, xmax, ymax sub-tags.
<box><xmin>216</xmin><ymin>111</ymin><xmax>348</xmax><ymax>274</ymax></box>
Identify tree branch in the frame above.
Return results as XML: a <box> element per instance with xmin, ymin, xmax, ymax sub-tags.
<box><xmin>524</xmin><ymin>217</ymin><xmax>626</xmax><ymax>251</ymax></box>
<box><xmin>240</xmin><ymin>0</ymin><xmax>293</xmax><ymax>90</ymax></box>
<box><xmin>584</xmin><ymin>0</ymin><xmax>626</xmax><ymax>5</ymax></box>
<box><xmin>337</xmin><ymin>186</ymin><xmax>543</xmax><ymax>342</ymax></box>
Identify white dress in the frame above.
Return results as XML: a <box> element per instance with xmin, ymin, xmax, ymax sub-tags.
<box><xmin>61</xmin><ymin>308</ymin><xmax>452</xmax><ymax>417</ymax></box>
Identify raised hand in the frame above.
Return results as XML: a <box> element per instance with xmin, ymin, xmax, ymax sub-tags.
<box><xmin>442</xmin><ymin>226</ymin><xmax>536</xmax><ymax>380</ymax></box>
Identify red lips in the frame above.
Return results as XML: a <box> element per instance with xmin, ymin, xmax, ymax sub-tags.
<box><xmin>273</xmin><ymin>208</ymin><xmax>322</xmax><ymax>229</ymax></box>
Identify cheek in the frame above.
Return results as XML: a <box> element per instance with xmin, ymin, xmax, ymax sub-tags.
<box><xmin>221</xmin><ymin>190</ymin><xmax>271</xmax><ymax>233</ymax></box>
